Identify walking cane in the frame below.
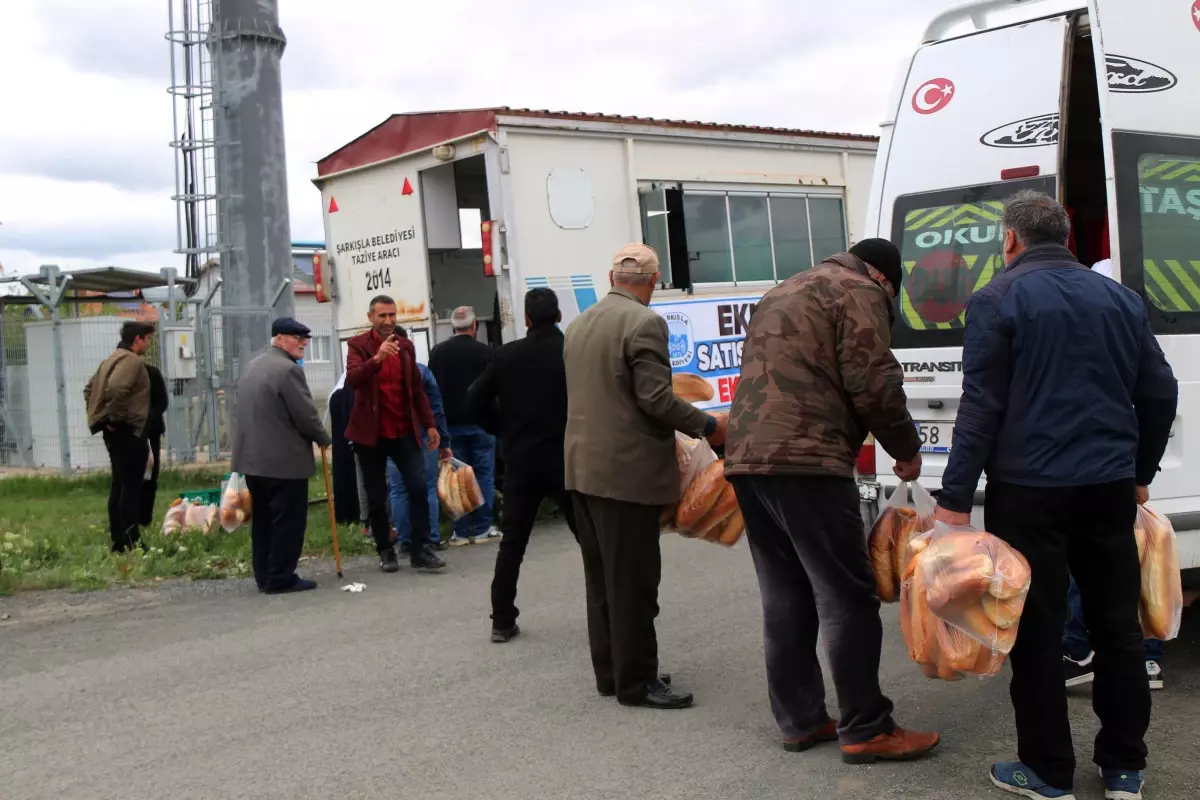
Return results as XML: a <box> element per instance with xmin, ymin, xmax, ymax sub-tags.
<box><xmin>320</xmin><ymin>446</ymin><xmax>344</xmax><ymax>579</ymax></box>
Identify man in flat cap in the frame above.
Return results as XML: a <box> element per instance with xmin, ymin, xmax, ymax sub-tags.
<box><xmin>564</xmin><ymin>242</ymin><xmax>727</xmax><ymax>709</ymax></box>
<box><xmin>232</xmin><ymin>317</ymin><xmax>332</xmax><ymax>594</ymax></box>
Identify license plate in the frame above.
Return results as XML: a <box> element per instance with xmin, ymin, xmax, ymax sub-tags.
<box><xmin>916</xmin><ymin>421</ymin><xmax>953</xmax><ymax>454</ymax></box>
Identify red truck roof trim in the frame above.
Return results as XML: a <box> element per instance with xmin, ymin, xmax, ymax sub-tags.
<box><xmin>316</xmin><ymin>107</ymin><xmax>878</xmax><ymax>177</ymax></box>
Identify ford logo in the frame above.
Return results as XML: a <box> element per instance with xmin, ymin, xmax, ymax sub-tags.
<box><xmin>1106</xmin><ymin>55</ymin><xmax>1177</xmax><ymax>93</ymax></box>
<box><xmin>980</xmin><ymin>113</ymin><xmax>1059</xmax><ymax>148</ymax></box>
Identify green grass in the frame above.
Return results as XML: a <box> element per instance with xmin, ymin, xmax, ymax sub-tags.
<box><xmin>0</xmin><ymin>467</ymin><xmax>372</xmax><ymax>595</ymax></box>
<box><xmin>0</xmin><ymin>463</ymin><xmax>564</xmax><ymax>595</ymax></box>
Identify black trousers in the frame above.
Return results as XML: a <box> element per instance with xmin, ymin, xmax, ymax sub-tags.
<box><xmin>985</xmin><ymin>480</ymin><xmax>1148</xmax><ymax>790</ymax></box>
<box><xmin>572</xmin><ymin>492</ymin><xmax>662</xmax><ymax>702</ymax></box>
<box><xmin>729</xmin><ymin>475</ymin><xmax>895</xmax><ymax>744</ymax></box>
<box><xmin>489</xmin><ymin>471</ymin><xmax>579</xmax><ymax>629</ymax></box>
<box><xmin>245</xmin><ymin>476</ymin><xmax>310</xmax><ymax>591</ymax></box>
<box><xmin>103</xmin><ymin>427</ymin><xmax>147</xmax><ymax>552</ymax></box>
<box><xmin>139</xmin><ymin>435</ymin><xmax>162</xmax><ymax>528</ymax></box>
<box><xmin>356</xmin><ymin>436</ymin><xmax>432</xmax><ymax>554</ymax></box>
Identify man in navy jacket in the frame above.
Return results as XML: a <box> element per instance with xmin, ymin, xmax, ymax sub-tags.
<box><xmin>934</xmin><ymin>191</ymin><xmax>1177</xmax><ymax>800</ymax></box>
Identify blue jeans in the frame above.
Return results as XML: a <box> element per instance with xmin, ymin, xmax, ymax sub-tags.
<box><xmin>1064</xmin><ymin>573</ymin><xmax>1163</xmax><ymax>662</ymax></box>
<box><xmin>448</xmin><ymin>425</ymin><xmax>495</xmax><ymax>538</ymax></box>
<box><xmin>388</xmin><ymin>446</ymin><xmax>440</xmax><ymax>545</ymax></box>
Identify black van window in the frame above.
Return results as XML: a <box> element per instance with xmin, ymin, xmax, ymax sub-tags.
<box><xmin>890</xmin><ymin>177</ymin><xmax>1055</xmax><ymax>350</ymax></box>
<box><xmin>1112</xmin><ymin>132</ymin><xmax>1200</xmax><ymax>335</ymax></box>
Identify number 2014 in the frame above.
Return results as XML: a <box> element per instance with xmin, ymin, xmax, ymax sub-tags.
<box><xmin>365</xmin><ymin>268</ymin><xmax>392</xmax><ymax>291</ymax></box>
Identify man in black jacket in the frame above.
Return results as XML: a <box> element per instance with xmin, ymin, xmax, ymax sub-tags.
<box><xmin>430</xmin><ymin>306</ymin><xmax>498</xmax><ymax>545</ymax></box>
<box><xmin>469</xmin><ymin>289</ymin><xmax>578</xmax><ymax>642</ymax></box>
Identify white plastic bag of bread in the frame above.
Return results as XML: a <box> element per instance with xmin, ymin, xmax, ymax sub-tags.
<box><xmin>437</xmin><ymin>458</ymin><xmax>485</xmax><ymax>520</ymax></box>
<box><xmin>1136</xmin><ymin>504</ymin><xmax>1183</xmax><ymax>641</ymax></box>
<box><xmin>218</xmin><ymin>472</ymin><xmax>253</xmax><ymax>532</ymax></box>
<box><xmin>899</xmin><ymin>533</ymin><xmax>1010</xmax><ymax>681</ymax></box>
<box><xmin>867</xmin><ymin>481</ymin><xmax>935</xmax><ymax>603</ymax></box>
<box><xmin>183</xmin><ymin>500</ymin><xmax>219</xmax><ymax>534</ymax></box>
<box><xmin>912</xmin><ymin>524</ymin><xmax>1032</xmax><ymax>663</ymax></box>
<box><xmin>162</xmin><ymin>498</ymin><xmax>188</xmax><ymax>536</ymax></box>
<box><xmin>668</xmin><ymin>435</ymin><xmax>745</xmax><ymax>548</ymax></box>
<box><xmin>662</xmin><ymin>433</ymin><xmax>718</xmax><ymax>528</ymax></box>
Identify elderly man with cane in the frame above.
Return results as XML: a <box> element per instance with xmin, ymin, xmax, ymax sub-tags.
<box><xmin>232</xmin><ymin>317</ymin><xmax>332</xmax><ymax>594</ymax></box>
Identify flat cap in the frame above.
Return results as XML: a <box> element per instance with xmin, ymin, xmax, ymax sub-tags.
<box><xmin>271</xmin><ymin>317</ymin><xmax>312</xmax><ymax>338</ymax></box>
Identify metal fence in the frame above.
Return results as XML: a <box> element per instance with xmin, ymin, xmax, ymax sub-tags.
<box><xmin>0</xmin><ymin>287</ymin><xmax>338</xmax><ymax>475</ymax></box>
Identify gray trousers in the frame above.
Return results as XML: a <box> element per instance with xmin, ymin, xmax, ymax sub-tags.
<box><xmin>729</xmin><ymin>474</ymin><xmax>896</xmax><ymax>745</ymax></box>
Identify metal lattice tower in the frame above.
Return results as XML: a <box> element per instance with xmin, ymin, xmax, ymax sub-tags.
<box><xmin>167</xmin><ymin>0</ymin><xmax>226</xmax><ymax>284</ymax></box>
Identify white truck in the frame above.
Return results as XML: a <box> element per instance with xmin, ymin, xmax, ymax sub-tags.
<box><xmin>310</xmin><ymin>108</ymin><xmax>877</xmax><ymax>420</ymax></box>
<box><xmin>857</xmin><ymin>0</ymin><xmax>1200</xmax><ymax>577</ymax></box>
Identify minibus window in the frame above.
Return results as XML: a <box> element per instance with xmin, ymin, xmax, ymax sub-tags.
<box><xmin>1135</xmin><ymin>154</ymin><xmax>1200</xmax><ymax>314</ymax></box>
<box><xmin>889</xmin><ymin>177</ymin><xmax>1055</xmax><ymax>349</ymax></box>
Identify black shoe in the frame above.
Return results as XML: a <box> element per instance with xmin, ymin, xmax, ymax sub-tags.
<box><xmin>491</xmin><ymin>624</ymin><xmax>520</xmax><ymax>643</ymax></box>
<box><xmin>598</xmin><ymin>673</ymin><xmax>672</xmax><ymax>697</ymax></box>
<box><xmin>411</xmin><ymin>547</ymin><xmax>446</xmax><ymax>572</ymax></box>
<box><xmin>432</xmin><ymin>540</ymin><xmax>449</xmax><ymax>552</ymax></box>
<box><xmin>1064</xmin><ymin>652</ymin><xmax>1095</xmax><ymax>688</ymax></box>
<box><xmin>380</xmin><ymin>549</ymin><xmax>400</xmax><ymax>573</ymax></box>
<box><xmin>398</xmin><ymin>541</ymin><xmax>411</xmax><ymax>556</ymax></box>
<box><xmin>266</xmin><ymin>578</ymin><xmax>317</xmax><ymax>595</ymax></box>
<box><xmin>619</xmin><ymin>678</ymin><xmax>693</xmax><ymax>709</ymax></box>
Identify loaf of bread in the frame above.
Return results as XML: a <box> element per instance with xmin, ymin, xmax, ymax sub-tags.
<box><xmin>672</xmin><ymin>373</ymin><xmax>715</xmax><ymax>404</ymax></box>
<box><xmin>716</xmin><ymin>508</ymin><xmax>745</xmax><ymax>546</ymax></box>
<box><xmin>676</xmin><ymin>461</ymin><xmax>726</xmax><ymax>531</ymax></box>
<box><xmin>981</xmin><ymin>593</ymin><xmax>1023</xmax><ymax>629</ymax></box>
<box><xmin>162</xmin><ymin>498</ymin><xmax>186</xmax><ymax>535</ymax></box>
<box><xmin>694</xmin><ymin>482</ymin><xmax>737</xmax><ymax>538</ymax></box>
<box><xmin>1138</xmin><ymin>506</ymin><xmax>1182</xmax><ymax>640</ymax></box>
<box><xmin>867</xmin><ymin>502</ymin><xmax>933</xmax><ymax>604</ymax></box>
<box><xmin>868</xmin><ymin>508</ymin><xmax>902</xmax><ymax>602</ymax></box>
<box><xmin>935</xmin><ymin>619</ymin><xmax>982</xmax><ymax>672</ymax></box>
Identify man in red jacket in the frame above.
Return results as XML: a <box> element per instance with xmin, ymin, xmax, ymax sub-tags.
<box><xmin>345</xmin><ymin>295</ymin><xmax>446</xmax><ymax>573</ymax></box>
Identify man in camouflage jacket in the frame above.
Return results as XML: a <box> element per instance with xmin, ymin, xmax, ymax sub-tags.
<box><xmin>724</xmin><ymin>239</ymin><xmax>938</xmax><ymax>763</ymax></box>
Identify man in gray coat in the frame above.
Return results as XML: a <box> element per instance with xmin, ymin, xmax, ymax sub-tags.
<box><xmin>232</xmin><ymin>318</ymin><xmax>333</xmax><ymax>594</ymax></box>
<box><xmin>564</xmin><ymin>243</ymin><xmax>727</xmax><ymax>709</ymax></box>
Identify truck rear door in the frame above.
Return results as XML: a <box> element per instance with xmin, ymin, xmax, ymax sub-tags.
<box><xmin>1090</xmin><ymin>0</ymin><xmax>1200</xmax><ymax>529</ymax></box>
<box><xmin>875</xmin><ymin>13</ymin><xmax>1070</xmax><ymax>487</ymax></box>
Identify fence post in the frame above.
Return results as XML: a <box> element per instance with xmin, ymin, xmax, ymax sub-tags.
<box><xmin>21</xmin><ymin>267</ymin><xmax>74</xmax><ymax>475</ymax></box>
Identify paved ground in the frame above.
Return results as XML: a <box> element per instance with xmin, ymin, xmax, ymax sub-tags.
<box><xmin>2</xmin><ymin>522</ymin><xmax>1197</xmax><ymax>800</ymax></box>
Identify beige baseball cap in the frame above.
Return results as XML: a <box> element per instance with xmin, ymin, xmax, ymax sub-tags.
<box><xmin>611</xmin><ymin>243</ymin><xmax>660</xmax><ymax>274</ymax></box>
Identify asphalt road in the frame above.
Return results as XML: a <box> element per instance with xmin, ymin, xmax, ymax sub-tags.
<box><xmin>2</xmin><ymin>522</ymin><xmax>1197</xmax><ymax>800</ymax></box>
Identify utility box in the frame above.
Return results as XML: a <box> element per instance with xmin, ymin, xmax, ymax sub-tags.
<box><xmin>165</xmin><ymin>328</ymin><xmax>198</xmax><ymax>379</ymax></box>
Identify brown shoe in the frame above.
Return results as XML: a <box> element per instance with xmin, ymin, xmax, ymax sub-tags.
<box><xmin>783</xmin><ymin>719</ymin><xmax>839</xmax><ymax>752</ymax></box>
<box><xmin>840</xmin><ymin>727</ymin><xmax>940</xmax><ymax>764</ymax></box>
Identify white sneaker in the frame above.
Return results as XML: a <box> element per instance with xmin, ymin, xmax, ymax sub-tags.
<box><xmin>448</xmin><ymin>535</ymin><xmax>473</xmax><ymax>547</ymax></box>
<box><xmin>1146</xmin><ymin>661</ymin><xmax>1164</xmax><ymax>691</ymax></box>
<box><xmin>475</xmin><ymin>526</ymin><xmax>503</xmax><ymax>543</ymax></box>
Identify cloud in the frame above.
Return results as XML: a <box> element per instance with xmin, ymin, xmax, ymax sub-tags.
<box><xmin>2</xmin><ymin>0</ymin><xmax>960</xmax><ymax>274</ymax></box>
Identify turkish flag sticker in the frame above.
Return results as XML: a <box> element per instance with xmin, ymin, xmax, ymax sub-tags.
<box><xmin>912</xmin><ymin>78</ymin><xmax>955</xmax><ymax>115</ymax></box>
<box><xmin>1192</xmin><ymin>0</ymin><xmax>1200</xmax><ymax>33</ymax></box>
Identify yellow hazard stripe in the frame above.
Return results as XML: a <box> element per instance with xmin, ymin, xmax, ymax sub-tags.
<box><xmin>1161</xmin><ymin>163</ymin><xmax>1200</xmax><ymax>181</ymax></box>
<box><xmin>906</xmin><ymin>207</ymin><xmax>950</xmax><ymax>231</ymax></box>
<box><xmin>1140</xmin><ymin>160</ymin><xmax>1178</xmax><ymax>179</ymax></box>
<box><xmin>1165</xmin><ymin>260</ymin><xmax>1200</xmax><ymax>309</ymax></box>
<box><xmin>1145</xmin><ymin>260</ymin><xmax>1191</xmax><ymax>312</ymax></box>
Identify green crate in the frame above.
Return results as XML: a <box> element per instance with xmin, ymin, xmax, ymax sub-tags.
<box><xmin>178</xmin><ymin>473</ymin><xmax>231</xmax><ymax>505</ymax></box>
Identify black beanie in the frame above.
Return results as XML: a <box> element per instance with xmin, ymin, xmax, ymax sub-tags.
<box><xmin>849</xmin><ymin>238</ymin><xmax>903</xmax><ymax>291</ymax></box>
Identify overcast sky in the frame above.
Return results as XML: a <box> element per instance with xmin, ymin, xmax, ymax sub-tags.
<box><xmin>0</xmin><ymin>0</ymin><xmax>955</xmax><ymax>278</ymax></box>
